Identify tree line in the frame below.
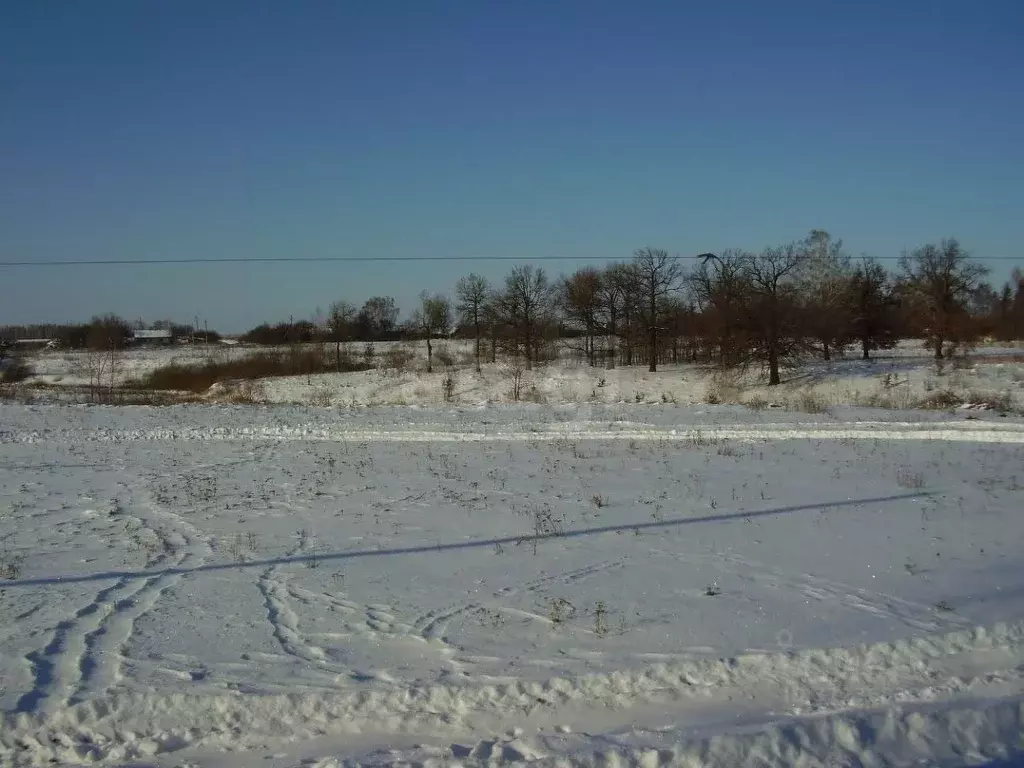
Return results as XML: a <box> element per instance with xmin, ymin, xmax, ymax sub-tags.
<box><xmin>4</xmin><ymin>233</ymin><xmax>1021</xmax><ymax>387</ymax></box>
<box><xmin>300</xmin><ymin>233</ymin><xmax>1022</xmax><ymax>385</ymax></box>
<box><xmin>0</xmin><ymin>316</ymin><xmax>220</xmax><ymax>350</ymax></box>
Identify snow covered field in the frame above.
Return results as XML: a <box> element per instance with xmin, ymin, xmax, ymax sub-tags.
<box><xmin>14</xmin><ymin>339</ymin><xmax>1024</xmax><ymax>413</ymax></box>
<box><xmin>2</xmin><ymin>403</ymin><xmax>1024</xmax><ymax>766</ymax></box>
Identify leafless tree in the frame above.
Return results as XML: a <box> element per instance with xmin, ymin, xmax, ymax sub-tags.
<box><xmin>633</xmin><ymin>248</ymin><xmax>686</xmax><ymax>371</ymax></box>
<box><xmin>595</xmin><ymin>264</ymin><xmax>625</xmax><ymax>368</ymax></box>
<box><xmin>559</xmin><ymin>267</ymin><xmax>602</xmax><ymax>365</ymax></box>
<box><xmin>412</xmin><ymin>292</ymin><xmax>452</xmax><ymax>373</ymax></box>
<box><xmin>690</xmin><ymin>250</ymin><xmax>751</xmax><ymax>366</ymax></box>
<box><xmin>848</xmin><ymin>259</ymin><xmax>900</xmax><ymax>360</ymax></box>
<box><xmin>798</xmin><ymin>230</ymin><xmax>853</xmax><ymax>361</ymax></box>
<box><xmin>498</xmin><ymin>265</ymin><xmax>555</xmax><ymax>369</ymax></box>
<box><xmin>455</xmin><ymin>273</ymin><xmax>490</xmax><ymax>372</ymax></box>
<box><xmin>604</xmin><ymin>262</ymin><xmax>641</xmax><ymax>366</ymax></box>
<box><xmin>746</xmin><ymin>244</ymin><xmax>805</xmax><ymax>384</ymax></box>
<box><xmin>327</xmin><ymin>301</ymin><xmax>357</xmax><ymax>371</ymax></box>
<box><xmin>357</xmin><ymin>296</ymin><xmax>399</xmax><ymax>340</ymax></box>
<box><xmin>899</xmin><ymin>239</ymin><xmax>989</xmax><ymax>359</ymax></box>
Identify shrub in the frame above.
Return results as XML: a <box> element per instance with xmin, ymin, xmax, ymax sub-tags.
<box><xmin>0</xmin><ymin>359</ymin><xmax>33</xmax><ymax>384</ymax></box>
<box><xmin>381</xmin><ymin>345</ymin><xmax>415</xmax><ymax>373</ymax></box>
<box><xmin>917</xmin><ymin>390</ymin><xmax>964</xmax><ymax>410</ymax></box>
<box><xmin>134</xmin><ymin>349</ymin><xmax>372</xmax><ymax>392</ymax></box>
<box><xmin>441</xmin><ymin>370</ymin><xmax>457</xmax><ymax>401</ymax></box>
<box><xmin>789</xmin><ymin>392</ymin><xmax>828</xmax><ymax>413</ymax></box>
<box><xmin>434</xmin><ymin>345</ymin><xmax>456</xmax><ymax>367</ymax></box>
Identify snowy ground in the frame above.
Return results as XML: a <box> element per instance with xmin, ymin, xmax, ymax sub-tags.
<box><xmin>1</xmin><ymin>403</ymin><xmax>1024</xmax><ymax>766</ymax></box>
<box><xmin>15</xmin><ymin>339</ymin><xmax>1024</xmax><ymax>413</ymax></box>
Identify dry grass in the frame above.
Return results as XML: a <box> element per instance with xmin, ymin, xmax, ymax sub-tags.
<box><xmin>896</xmin><ymin>466</ymin><xmax>925</xmax><ymax>489</ymax></box>
<box><xmin>381</xmin><ymin>345</ymin><xmax>416</xmax><ymax>373</ymax></box>
<box><xmin>132</xmin><ymin>348</ymin><xmax>371</xmax><ymax>392</ymax></box>
<box><xmin>787</xmin><ymin>392</ymin><xmax>829</xmax><ymax>414</ymax></box>
<box><xmin>0</xmin><ymin>358</ymin><xmax>33</xmax><ymax>384</ymax></box>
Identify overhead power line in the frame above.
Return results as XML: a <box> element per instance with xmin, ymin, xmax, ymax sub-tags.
<box><xmin>0</xmin><ymin>254</ymin><xmax>1018</xmax><ymax>267</ymax></box>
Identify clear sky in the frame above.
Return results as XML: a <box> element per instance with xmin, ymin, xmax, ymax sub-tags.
<box><xmin>2</xmin><ymin>0</ymin><xmax>1022</xmax><ymax>332</ymax></box>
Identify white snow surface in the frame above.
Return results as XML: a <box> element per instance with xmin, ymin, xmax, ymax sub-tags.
<box><xmin>1</xmin><ymin>402</ymin><xmax>1023</xmax><ymax>767</ymax></box>
<box><xmin>18</xmin><ymin>339</ymin><xmax>1024</xmax><ymax>413</ymax></box>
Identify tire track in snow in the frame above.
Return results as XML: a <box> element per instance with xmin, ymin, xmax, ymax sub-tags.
<box><xmin>5</xmin><ymin>619</ymin><xmax>1023</xmax><ymax>765</ymax></box>
<box><xmin>408</xmin><ymin>560</ymin><xmax>627</xmax><ymax>647</ymax></box>
<box><xmin>710</xmin><ymin>551</ymin><xmax>973</xmax><ymax>635</ymax></box>
<box><xmin>15</xmin><ymin>493</ymin><xmax>211</xmax><ymax>715</ymax></box>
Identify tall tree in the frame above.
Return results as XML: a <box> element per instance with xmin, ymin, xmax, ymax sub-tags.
<box><xmin>633</xmin><ymin>248</ymin><xmax>685</xmax><ymax>371</ymax></box>
<box><xmin>606</xmin><ymin>262</ymin><xmax>641</xmax><ymax>366</ymax></box>
<box><xmin>327</xmin><ymin>301</ymin><xmax>357</xmax><ymax>371</ymax></box>
<box><xmin>745</xmin><ymin>245</ymin><xmax>804</xmax><ymax>385</ymax></box>
<box><xmin>690</xmin><ymin>250</ymin><xmax>750</xmax><ymax>366</ymax></box>
<box><xmin>798</xmin><ymin>230</ymin><xmax>853</xmax><ymax>361</ymax></box>
<box><xmin>357</xmin><ymin>296</ymin><xmax>399</xmax><ymax>340</ymax></box>
<box><xmin>455</xmin><ymin>273</ymin><xmax>490</xmax><ymax>373</ymax></box>
<box><xmin>560</xmin><ymin>267</ymin><xmax>603</xmax><ymax>366</ymax></box>
<box><xmin>595</xmin><ymin>264</ymin><xmax>625</xmax><ymax>368</ymax></box>
<box><xmin>412</xmin><ymin>292</ymin><xmax>452</xmax><ymax>373</ymax></box>
<box><xmin>848</xmin><ymin>259</ymin><xmax>900</xmax><ymax>360</ymax></box>
<box><xmin>899</xmin><ymin>239</ymin><xmax>989</xmax><ymax>359</ymax></box>
<box><xmin>498</xmin><ymin>265</ymin><xmax>554</xmax><ymax>369</ymax></box>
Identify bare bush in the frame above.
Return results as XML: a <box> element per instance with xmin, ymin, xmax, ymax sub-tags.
<box><xmin>503</xmin><ymin>360</ymin><xmax>526</xmax><ymax>401</ymax></box>
<box><xmin>308</xmin><ymin>386</ymin><xmax>333</xmax><ymax>406</ymax></box>
<box><xmin>441</xmin><ymin>369</ymin><xmax>457</xmax><ymax>402</ymax></box>
<box><xmin>134</xmin><ymin>349</ymin><xmax>371</xmax><ymax>393</ymax></box>
<box><xmin>381</xmin><ymin>345</ymin><xmax>415</xmax><ymax>373</ymax></box>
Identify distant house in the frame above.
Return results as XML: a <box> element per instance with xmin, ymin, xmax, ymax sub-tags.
<box><xmin>131</xmin><ymin>329</ymin><xmax>173</xmax><ymax>345</ymax></box>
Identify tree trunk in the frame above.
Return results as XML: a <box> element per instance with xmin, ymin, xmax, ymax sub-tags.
<box><xmin>426</xmin><ymin>337</ymin><xmax>433</xmax><ymax>373</ymax></box>
<box><xmin>336</xmin><ymin>340</ymin><xmax>341</xmax><ymax>372</ymax></box>
<box><xmin>934</xmin><ymin>335</ymin><xmax>944</xmax><ymax>360</ymax></box>
<box><xmin>768</xmin><ymin>347</ymin><xmax>781</xmax><ymax>385</ymax></box>
<box><xmin>861</xmin><ymin>336</ymin><xmax>870</xmax><ymax>360</ymax></box>
<box><xmin>607</xmin><ymin>309</ymin><xmax>617</xmax><ymax>369</ymax></box>
<box><xmin>474</xmin><ymin>321</ymin><xmax>481</xmax><ymax>373</ymax></box>
<box><xmin>648</xmin><ymin>291</ymin><xmax>658</xmax><ymax>372</ymax></box>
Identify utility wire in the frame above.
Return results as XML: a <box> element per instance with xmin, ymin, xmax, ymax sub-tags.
<box><xmin>0</xmin><ymin>254</ymin><xmax>1018</xmax><ymax>267</ymax></box>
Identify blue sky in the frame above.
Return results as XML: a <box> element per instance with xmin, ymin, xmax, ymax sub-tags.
<box><xmin>2</xmin><ymin>0</ymin><xmax>1022</xmax><ymax>331</ymax></box>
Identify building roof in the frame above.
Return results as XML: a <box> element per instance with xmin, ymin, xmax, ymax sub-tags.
<box><xmin>132</xmin><ymin>329</ymin><xmax>173</xmax><ymax>339</ymax></box>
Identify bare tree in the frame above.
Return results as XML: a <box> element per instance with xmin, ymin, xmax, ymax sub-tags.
<box><xmin>605</xmin><ymin>262</ymin><xmax>641</xmax><ymax>366</ymax></box>
<box><xmin>633</xmin><ymin>248</ymin><xmax>686</xmax><ymax>371</ymax></box>
<box><xmin>848</xmin><ymin>259</ymin><xmax>900</xmax><ymax>360</ymax></box>
<box><xmin>798</xmin><ymin>230</ymin><xmax>853</xmax><ymax>361</ymax></box>
<box><xmin>745</xmin><ymin>245</ymin><xmax>805</xmax><ymax>385</ymax></box>
<box><xmin>327</xmin><ymin>301</ymin><xmax>357</xmax><ymax>371</ymax></box>
<box><xmin>84</xmin><ymin>315</ymin><xmax>129</xmax><ymax>402</ymax></box>
<box><xmin>559</xmin><ymin>267</ymin><xmax>602</xmax><ymax>365</ymax></box>
<box><xmin>899</xmin><ymin>239</ymin><xmax>989</xmax><ymax>359</ymax></box>
<box><xmin>498</xmin><ymin>265</ymin><xmax>554</xmax><ymax>369</ymax></box>
<box><xmin>357</xmin><ymin>296</ymin><xmax>399</xmax><ymax>340</ymax></box>
<box><xmin>412</xmin><ymin>292</ymin><xmax>452</xmax><ymax>373</ymax></box>
<box><xmin>455</xmin><ymin>273</ymin><xmax>490</xmax><ymax>373</ymax></box>
<box><xmin>690</xmin><ymin>250</ymin><xmax>751</xmax><ymax>366</ymax></box>
<box><xmin>595</xmin><ymin>265</ymin><xmax>625</xmax><ymax>368</ymax></box>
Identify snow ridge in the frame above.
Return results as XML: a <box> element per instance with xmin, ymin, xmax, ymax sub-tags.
<box><xmin>4</xmin><ymin>419</ymin><xmax>1024</xmax><ymax>445</ymax></box>
<box><xmin>2</xmin><ymin>620</ymin><xmax>1023</xmax><ymax>765</ymax></box>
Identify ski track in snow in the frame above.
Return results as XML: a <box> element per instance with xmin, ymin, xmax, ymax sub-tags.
<box><xmin>3</xmin><ymin>405</ymin><xmax>1024</xmax><ymax>766</ymax></box>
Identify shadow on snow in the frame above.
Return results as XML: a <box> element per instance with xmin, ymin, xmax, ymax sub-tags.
<box><xmin>0</xmin><ymin>491</ymin><xmax>935</xmax><ymax>590</ymax></box>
